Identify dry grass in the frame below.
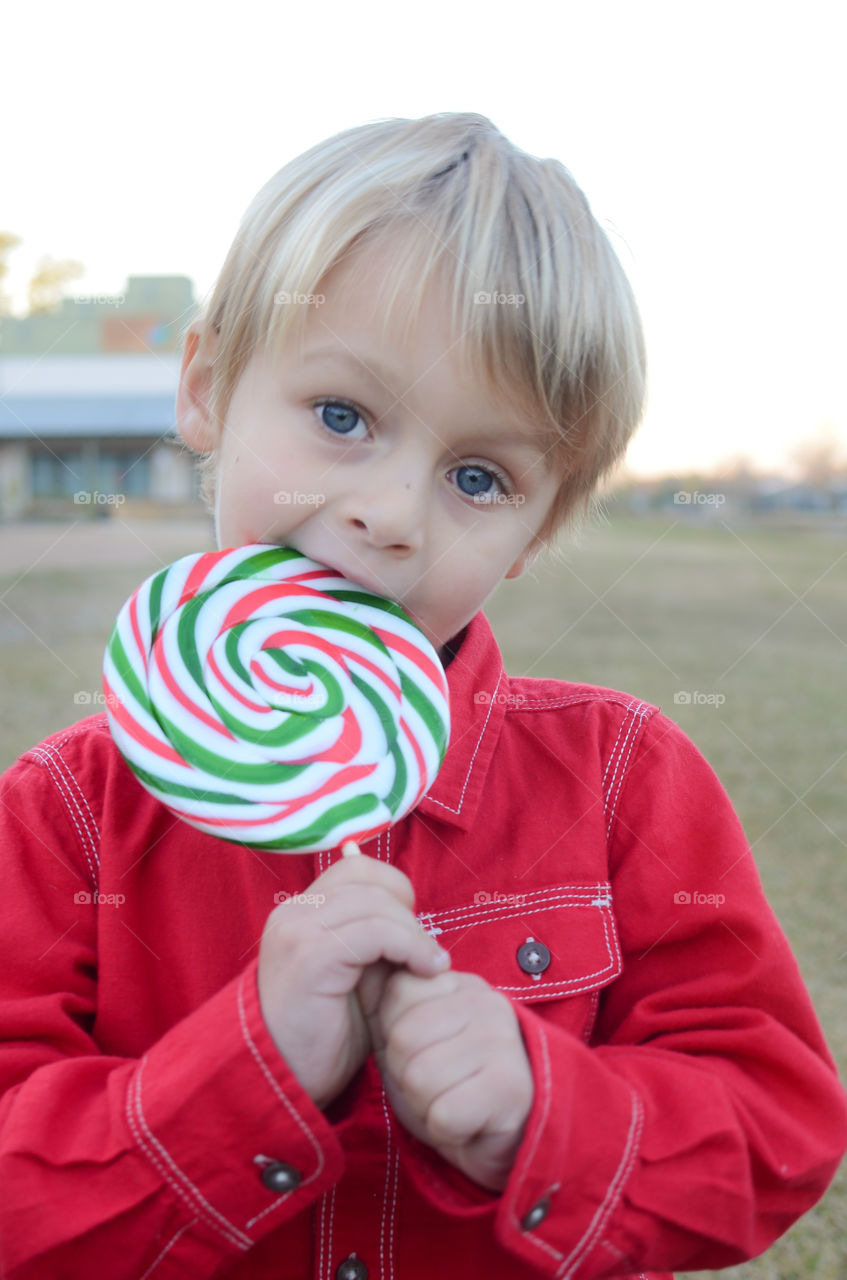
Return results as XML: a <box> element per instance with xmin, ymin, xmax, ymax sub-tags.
<box><xmin>1</xmin><ymin>512</ymin><xmax>845</xmax><ymax>1275</ymax></box>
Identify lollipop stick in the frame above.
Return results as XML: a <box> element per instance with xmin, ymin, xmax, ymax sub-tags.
<box><xmin>341</xmin><ymin>840</ymin><xmax>362</xmax><ymax>858</ymax></box>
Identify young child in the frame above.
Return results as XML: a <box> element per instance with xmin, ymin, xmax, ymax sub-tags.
<box><xmin>0</xmin><ymin>113</ymin><xmax>844</xmax><ymax>1280</ymax></box>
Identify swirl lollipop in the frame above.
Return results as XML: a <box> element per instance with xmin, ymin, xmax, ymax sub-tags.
<box><xmin>102</xmin><ymin>545</ymin><xmax>450</xmax><ymax>852</ymax></box>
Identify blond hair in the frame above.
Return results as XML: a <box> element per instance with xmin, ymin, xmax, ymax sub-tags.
<box><xmin>189</xmin><ymin>112</ymin><xmax>646</xmax><ymax>537</ymax></box>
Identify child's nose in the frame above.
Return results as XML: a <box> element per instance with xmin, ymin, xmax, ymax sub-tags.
<box><xmin>343</xmin><ymin>471</ymin><xmax>427</xmax><ymax>554</ymax></box>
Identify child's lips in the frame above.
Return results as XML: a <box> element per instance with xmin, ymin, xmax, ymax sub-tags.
<box><xmin>274</xmin><ymin>542</ymin><xmax>410</xmax><ymax>614</ymax></box>
<box><xmin>318</xmin><ymin>555</ymin><xmax>397</xmax><ymax>603</ymax></box>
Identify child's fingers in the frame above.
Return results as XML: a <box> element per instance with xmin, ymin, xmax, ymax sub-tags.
<box><xmin>310</xmin><ymin>843</ymin><xmax>418</xmax><ymax>912</ymax></box>
<box><xmin>267</xmin><ymin>881</ymin><xmax>449</xmax><ymax>981</ymax></box>
<box><xmin>332</xmin><ymin>909</ymin><xmax>450</xmax><ymax>980</ymax></box>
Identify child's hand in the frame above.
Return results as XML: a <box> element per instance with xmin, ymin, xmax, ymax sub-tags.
<box><xmin>368</xmin><ymin>968</ymin><xmax>534</xmax><ymax>1192</ymax></box>
<box><xmin>257</xmin><ymin>844</ymin><xmax>450</xmax><ymax>1111</ymax></box>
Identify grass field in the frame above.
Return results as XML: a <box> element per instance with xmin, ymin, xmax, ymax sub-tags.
<box><xmin>1</xmin><ymin>513</ymin><xmax>845</xmax><ymax>1277</ymax></box>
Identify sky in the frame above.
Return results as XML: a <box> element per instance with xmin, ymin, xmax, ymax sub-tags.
<box><xmin>2</xmin><ymin>0</ymin><xmax>845</xmax><ymax>478</ymax></box>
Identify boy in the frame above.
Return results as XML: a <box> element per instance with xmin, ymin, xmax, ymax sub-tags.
<box><xmin>0</xmin><ymin>112</ymin><xmax>844</xmax><ymax>1279</ymax></box>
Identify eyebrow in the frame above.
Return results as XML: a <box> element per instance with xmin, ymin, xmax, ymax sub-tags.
<box><xmin>299</xmin><ymin>346</ymin><xmax>398</xmax><ymax>391</ymax></box>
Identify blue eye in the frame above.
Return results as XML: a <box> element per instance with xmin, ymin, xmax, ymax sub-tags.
<box><xmin>456</xmin><ymin>465</ymin><xmax>495</xmax><ymax>499</ymax></box>
<box><xmin>318</xmin><ymin>400</ymin><xmax>365</xmax><ymax>436</ymax></box>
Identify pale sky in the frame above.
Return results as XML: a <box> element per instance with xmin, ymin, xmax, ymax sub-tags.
<box><xmin>3</xmin><ymin>0</ymin><xmax>845</xmax><ymax>477</ymax></box>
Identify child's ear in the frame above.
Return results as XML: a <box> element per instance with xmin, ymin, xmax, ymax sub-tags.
<box><xmin>176</xmin><ymin>324</ymin><xmax>220</xmax><ymax>451</ymax></box>
<box><xmin>504</xmin><ymin>536</ymin><xmax>543</xmax><ymax>580</ymax></box>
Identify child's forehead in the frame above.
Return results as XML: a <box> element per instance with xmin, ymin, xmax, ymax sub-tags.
<box><xmin>279</xmin><ymin>234</ymin><xmax>556</xmax><ymax>447</ymax></box>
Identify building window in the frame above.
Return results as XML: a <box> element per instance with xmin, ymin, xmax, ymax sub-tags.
<box><xmin>31</xmin><ymin>445</ymin><xmax>152</xmax><ymax>498</ymax></box>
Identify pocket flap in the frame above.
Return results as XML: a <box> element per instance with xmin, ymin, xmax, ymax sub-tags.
<box><xmin>417</xmin><ymin>883</ymin><xmax>621</xmax><ymax>1003</ymax></box>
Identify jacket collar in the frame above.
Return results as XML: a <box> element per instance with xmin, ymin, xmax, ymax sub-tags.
<box><xmin>414</xmin><ymin>612</ymin><xmax>508</xmax><ymax>832</ymax></box>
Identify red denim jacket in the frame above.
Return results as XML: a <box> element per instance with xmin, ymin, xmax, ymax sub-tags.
<box><xmin>0</xmin><ymin>611</ymin><xmax>844</xmax><ymax>1279</ymax></box>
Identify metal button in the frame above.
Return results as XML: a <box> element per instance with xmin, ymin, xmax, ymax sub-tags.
<box><xmin>335</xmin><ymin>1255</ymin><xmax>368</xmax><ymax>1280</ymax></box>
<box><xmin>259</xmin><ymin>1160</ymin><xmax>301</xmax><ymax>1193</ymax></box>
<box><xmin>517</xmin><ymin>939</ymin><xmax>551</xmax><ymax>975</ymax></box>
<box><xmin>521</xmin><ymin>1196</ymin><xmax>550</xmax><ymax>1230</ymax></box>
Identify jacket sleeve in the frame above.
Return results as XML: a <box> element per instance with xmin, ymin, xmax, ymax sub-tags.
<box><xmin>0</xmin><ymin>753</ymin><xmax>344</xmax><ymax>1278</ymax></box>
<box><xmin>391</xmin><ymin>711</ymin><xmax>847</xmax><ymax>1277</ymax></box>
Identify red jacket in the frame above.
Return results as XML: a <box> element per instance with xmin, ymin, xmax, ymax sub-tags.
<box><xmin>0</xmin><ymin>611</ymin><xmax>844</xmax><ymax>1279</ymax></box>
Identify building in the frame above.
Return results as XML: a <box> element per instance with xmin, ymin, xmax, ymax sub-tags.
<box><xmin>0</xmin><ymin>277</ymin><xmax>205</xmax><ymax>520</ymax></box>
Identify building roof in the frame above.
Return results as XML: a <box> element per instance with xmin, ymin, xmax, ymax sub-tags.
<box><xmin>0</xmin><ymin>396</ymin><xmax>178</xmax><ymax>439</ymax></box>
<box><xmin>0</xmin><ymin>355</ymin><xmax>180</xmax><ymax>441</ymax></box>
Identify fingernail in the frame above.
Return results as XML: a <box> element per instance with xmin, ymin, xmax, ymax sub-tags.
<box><xmin>432</xmin><ymin>947</ymin><xmax>451</xmax><ymax>969</ymax></box>
<box><xmin>341</xmin><ymin>840</ymin><xmax>362</xmax><ymax>858</ymax></box>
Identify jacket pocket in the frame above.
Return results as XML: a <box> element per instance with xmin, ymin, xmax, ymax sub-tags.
<box><xmin>416</xmin><ymin>882</ymin><xmax>621</xmax><ymax>1013</ymax></box>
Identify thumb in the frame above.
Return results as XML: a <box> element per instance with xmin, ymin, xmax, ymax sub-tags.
<box><xmin>356</xmin><ymin>960</ymin><xmax>395</xmax><ymax>1058</ymax></box>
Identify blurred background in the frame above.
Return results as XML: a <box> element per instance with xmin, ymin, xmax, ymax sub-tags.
<box><xmin>1</xmin><ymin>2</ymin><xmax>845</xmax><ymax>1274</ymax></box>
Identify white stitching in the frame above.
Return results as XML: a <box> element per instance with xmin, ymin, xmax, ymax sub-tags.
<box><xmin>426</xmin><ymin>670</ymin><xmax>503</xmax><ymax>814</ymax></box>
<box><xmin>28</xmin><ymin>746</ymin><xmax>100</xmax><ymax>886</ymax></box>
<box><xmin>415</xmin><ymin>889</ymin><xmax>621</xmax><ymax>995</ymax></box>
<box><xmin>380</xmin><ymin>1085</ymin><xmax>399</xmax><ymax>1280</ymax></box>
<box><xmin>326</xmin><ymin>1183</ymin><xmax>336</xmax><ymax>1280</ymax></box>
<box><xmin>602</xmin><ymin>702</ymin><xmax>653</xmax><ymax>838</ymax></box>
<box><xmin>601</xmin><ymin>705</ymin><xmax>635</xmax><ymax>793</ymax></box>
<box><xmin>45</xmin><ymin>743</ymin><xmax>101</xmax><ymax>861</ymax></box>
<box><xmin>237</xmin><ymin>970</ymin><xmax>327</xmax><ymax>1228</ymax></box>
<box><xmin>317</xmin><ymin>1188</ymin><xmax>328</xmax><ymax>1280</ymax></box>
<box><xmin>126</xmin><ymin>1058</ymin><xmax>250</xmax><ymax>1250</ymax></box>
<box><xmin>507</xmin><ymin>1022</ymin><xmax>563</xmax><ymax>1262</ymax></box>
<box><xmin>138</xmin><ymin>1218</ymin><xmax>198</xmax><ymax>1278</ymax></box>
<box><xmin>606</xmin><ymin>716</ymin><xmax>648</xmax><ymax>838</ymax></box>
<box><xmin>559</xmin><ymin>1089</ymin><xmax>645</xmax><ymax>1278</ymax></box>
<box><xmin>420</xmin><ymin>886</ymin><xmax>611</xmax><ymax>929</ymax></box>
<box><xmin>28</xmin><ymin>744</ymin><xmax>101</xmax><ymax>859</ymax></box>
<box><xmin>505</xmin><ymin>691</ymin><xmax>654</xmax><ymax>713</ymax></box>
<box><xmin>582</xmin><ymin>991</ymin><xmax>600</xmax><ymax>1043</ymax></box>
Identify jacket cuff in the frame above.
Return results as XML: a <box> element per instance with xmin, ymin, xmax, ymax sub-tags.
<box><xmin>126</xmin><ymin>958</ymin><xmax>344</xmax><ymax>1255</ymax></box>
<box><xmin>390</xmin><ymin>1000</ymin><xmax>644</xmax><ymax>1276</ymax></box>
<box><xmin>492</xmin><ymin>1001</ymin><xmax>643</xmax><ymax>1276</ymax></box>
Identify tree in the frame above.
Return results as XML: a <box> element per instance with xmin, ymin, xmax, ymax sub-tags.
<box><xmin>789</xmin><ymin>426</ymin><xmax>847</xmax><ymax>489</ymax></box>
<box><xmin>0</xmin><ymin>231</ymin><xmax>22</xmax><ymax>316</ymax></box>
<box><xmin>27</xmin><ymin>255</ymin><xmax>85</xmax><ymax>313</ymax></box>
<box><xmin>0</xmin><ymin>235</ymin><xmax>85</xmax><ymax>316</ymax></box>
